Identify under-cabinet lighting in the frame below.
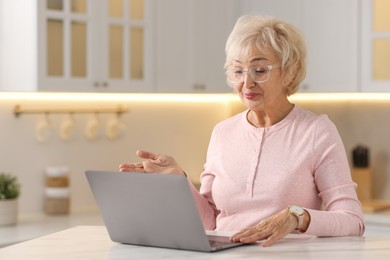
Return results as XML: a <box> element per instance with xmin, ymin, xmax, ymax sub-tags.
<box><xmin>0</xmin><ymin>92</ymin><xmax>238</xmax><ymax>103</ymax></box>
<box><xmin>289</xmin><ymin>93</ymin><xmax>390</xmax><ymax>102</ymax></box>
<box><xmin>2</xmin><ymin>92</ymin><xmax>390</xmax><ymax>103</ymax></box>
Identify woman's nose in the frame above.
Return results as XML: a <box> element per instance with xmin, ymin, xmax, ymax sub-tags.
<box><xmin>243</xmin><ymin>72</ymin><xmax>255</xmax><ymax>89</ymax></box>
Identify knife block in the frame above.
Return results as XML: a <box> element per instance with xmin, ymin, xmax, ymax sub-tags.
<box><xmin>351</xmin><ymin>167</ymin><xmax>372</xmax><ymax>201</ymax></box>
<box><xmin>351</xmin><ymin>167</ymin><xmax>390</xmax><ymax>212</ymax></box>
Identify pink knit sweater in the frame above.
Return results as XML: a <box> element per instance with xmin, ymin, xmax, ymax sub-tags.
<box><xmin>190</xmin><ymin>105</ymin><xmax>365</xmax><ymax>236</ymax></box>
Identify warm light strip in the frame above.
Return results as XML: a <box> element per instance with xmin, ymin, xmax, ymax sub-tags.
<box><xmin>2</xmin><ymin>92</ymin><xmax>390</xmax><ymax>103</ymax></box>
<box><xmin>289</xmin><ymin>93</ymin><xmax>390</xmax><ymax>102</ymax></box>
<box><xmin>0</xmin><ymin>92</ymin><xmax>239</xmax><ymax>103</ymax></box>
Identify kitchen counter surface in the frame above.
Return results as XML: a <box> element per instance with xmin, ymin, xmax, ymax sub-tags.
<box><xmin>0</xmin><ymin>211</ymin><xmax>103</xmax><ymax>247</ymax></box>
<box><xmin>365</xmin><ymin>210</ymin><xmax>390</xmax><ymax>225</ymax></box>
<box><xmin>1</xmin><ymin>210</ymin><xmax>390</xmax><ymax>248</ymax></box>
<box><xmin>1</xmin><ymin>226</ymin><xmax>390</xmax><ymax>259</ymax></box>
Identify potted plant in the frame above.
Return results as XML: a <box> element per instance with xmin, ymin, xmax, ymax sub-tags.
<box><xmin>0</xmin><ymin>173</ymin><xmax>21</xmax><ymax>225</ymax></box>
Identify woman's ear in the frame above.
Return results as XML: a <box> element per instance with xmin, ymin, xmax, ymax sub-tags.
<box><xmin>281</xmin><ymin>68</ymin><xmax>293</xmax><ymax>87</ymax></box>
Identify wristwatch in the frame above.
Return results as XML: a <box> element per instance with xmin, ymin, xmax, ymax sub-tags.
<box><xmin>288</xmin><ymin>205</ymin><xmax>305</xmax><ymax>230</ymax></box>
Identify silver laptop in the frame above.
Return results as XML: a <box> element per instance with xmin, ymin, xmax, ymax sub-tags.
<box><xmin>85</xmin><ymin>170</ymin><xmax>243</xmax><ymax>252</ymax></box>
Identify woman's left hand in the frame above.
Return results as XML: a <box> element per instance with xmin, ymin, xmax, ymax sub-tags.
<box><xmin>230</xmin><ymin>209</ymin><xmax>298</xmax><ymax>247</ymax></box>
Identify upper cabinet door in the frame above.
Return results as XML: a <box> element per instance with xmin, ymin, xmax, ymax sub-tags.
<box><xmin>240</xmin><ymin>0</ymin><xmax>359</xmax><ymax>93</ymax></box>
<box><xmin>41</xmin><ymin>0</ymin><xmax>154</xmax><ymax>92</ymax></box>
<box><xmin>361</xmin><ymin>0</ymin><xmax>390</xmax><ymax>92</ymax></box>
<box><xmin>154</xmin><ymin>0</ymin><xmax>193</xmax><ymax>92</ymax></box>
<box><xmin>300</xmin><ymin>0</ymin><xmax>359</xmax><ymax>93</ymax></box>
<box><xmin>189</xmin><ymin>0</ymin><xmax>240</xmax><ymax>93</ymax></box>
<box><xmin>154</xmin><ymin>0</ymin><xmax>239</xmax><ymax>93</ymax></box>
<box><xmin>38</xmin><ymin>0</ymin><xmax>93</xmax><ymax>91</ymax></box>
<box><xmin>0</xmin><ymin>0</ymin><xmax>154</xmax><ymax>92</ymax></box>
<box><xmin>98</xmin><ymin>0</ymin><xmax>154</xmax><ymax>92</ymax></box>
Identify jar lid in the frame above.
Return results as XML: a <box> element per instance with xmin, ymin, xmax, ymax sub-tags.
<box><xmin>44</xmin><ymin>187</ymin><xmax>70</xmax><ymax>198</ymax></box>
<box><xmin>45</xmin><ymin>166</ymin><xmax>69</xmax><ymax>177</ymax></box>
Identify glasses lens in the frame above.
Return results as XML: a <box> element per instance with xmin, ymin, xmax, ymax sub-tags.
<box><xmin>226</xmin><ymin>68</ymin><xmax>243</xmax><ymax>83</ymax></box>
<box><xmin>249</xmin><ymin>67</ymin><xmax>270</xmax><ymax>83</ymax></box>
<box><xmin>226</xmin><ymin>67</ymin><xmax>270</xmax><ymax>84</ymax></box>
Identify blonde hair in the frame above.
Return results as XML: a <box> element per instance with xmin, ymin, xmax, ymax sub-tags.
<box><xmin>225</xmin><ymin>14</ymin><xmax>306</xmax><ymax>96</ymax></box>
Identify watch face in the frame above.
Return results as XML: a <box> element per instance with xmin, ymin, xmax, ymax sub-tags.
<box><xmin>290</xmin><ymin>205</ymin><xmax>304</xmax><ymax>215</ymax></box>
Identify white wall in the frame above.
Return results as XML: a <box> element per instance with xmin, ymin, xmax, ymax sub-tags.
<box><xmin>2</xmin><ymin>94</ymin><xmax>390</xmax><ymax>214</ymax></box>
<box><xmin>0</xmin><ymin>0</ymin><xmax>37</xmax><ymax>91</ymax></box>
<box><xmin>0</xmin><ymin>95</ymin><xmax>232</xmax><ymax>213</ymax></box>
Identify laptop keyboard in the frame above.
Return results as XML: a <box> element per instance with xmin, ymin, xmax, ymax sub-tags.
<box><xmin>209</xmin><ymin>239</ymin><xmax>233</xmax><ymax>247</ymax></box>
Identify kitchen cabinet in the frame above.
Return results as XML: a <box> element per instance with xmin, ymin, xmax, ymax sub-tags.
<box><xmin>0</xmin><ymin>0</ymin><xmax>154</xmax><ymax>92</ymax></box>
<box><xmin>153</xmin><ymin>0</ymin><xmax>192</xmax><ymax>92</ymax></box>
<box><xmin>240</xmin><ymin>0</ymin><xmax>359</xmax><ymax>93</ymax></box>
<box><xmin>361</xmin><ymin>0</ymin><xmax>390</xmax><ymax>92</ymax></box>
<box><xmin>301</xmin><ymin>0</ymin><xmax>359</xmax><ymax>93</ymax></box>
<box><xmin>1</xmin><ymin>0</ymin><xmax>238</xmax><ymax>93</ymax></box>
<box><xmin>190</xmin><ymin>0</ymin><xmax>240</xmax><ymax>93</ymax></box>
<box><xmin>154</xmin><ymin>0</ymin><xmax>239</xmax><ymax>93</ymax></box>
<box><xmin>0</xmin><ymin>0</ymin><xmax>369</xmax><ymax>94</ymax></box>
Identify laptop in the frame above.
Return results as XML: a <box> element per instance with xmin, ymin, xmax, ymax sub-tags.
<box><xmin>85</xmin><ymin>170</ymin><xmax>243</xmax><ymax>252</ymax></box>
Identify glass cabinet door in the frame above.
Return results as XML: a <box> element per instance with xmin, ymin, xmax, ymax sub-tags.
<box><xmin>361</xmin><ymin>0</ymin><xmax>390</xmax><ymax>91</ymax></box>
<box><xmin>372</xmin><ymin>0</ymin><xmax>390</xmax><ymax>81</ymax></box>
<box><xmin>40</xmin><ymin>0</ymin><xmax>153</xmax><ymax>92</ymax></box>
<box><xmin>43</xmin><ymin>0</ymin><xmax>90</xmax><ymax>91</ymax></box>
<box><xmin>101</xmin><ymin>0</ymin><xmax>153</xmax><ymax>92</ymax></box>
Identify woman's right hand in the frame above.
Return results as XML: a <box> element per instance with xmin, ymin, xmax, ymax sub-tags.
<box><xmin>119</xmin><ymin>150</ymin><xmax>185</xmax><ymax>176</ymax></box>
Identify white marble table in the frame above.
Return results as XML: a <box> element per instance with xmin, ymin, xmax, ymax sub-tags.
<box><xmin>1</xmin><ymin>226</ymin><xmax>390</xmax><ymax>259</ymax></box>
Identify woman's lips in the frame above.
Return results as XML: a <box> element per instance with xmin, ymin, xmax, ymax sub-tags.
<box><xmin>244</xmin><ymin>93</ymin><xmax>260</xmax><ymax>100</ymax></box>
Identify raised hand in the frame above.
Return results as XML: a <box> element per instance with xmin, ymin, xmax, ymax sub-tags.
<box><xmin>119</xmin><ymin>150</ymin><xmax>185</xmax><ymax>176</ymax></box>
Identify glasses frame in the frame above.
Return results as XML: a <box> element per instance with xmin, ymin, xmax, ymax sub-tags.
<box><xmin>225</xmin><ymin>65</ymin><xmax>278</xmax><ymax>86</ymax></box>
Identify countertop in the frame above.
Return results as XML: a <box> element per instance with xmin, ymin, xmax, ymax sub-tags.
<box><xmin>1</xmin><ymin>226</ymin><xmax>390</xmax><ymax>259</ymax></box>
<box><xmin>364</xmin><ymin>209</ymin><xmax>390</xmax><ymax>225</ymax></box>
<box><xmin>0</xmin><ymin>211</ymin><xmax>103</xmax><ymax>247</ymax></box>
<box><xmin>1</xmin><ymin>210</ymin><xmax>390</xmax><ymax>248</ymax></box>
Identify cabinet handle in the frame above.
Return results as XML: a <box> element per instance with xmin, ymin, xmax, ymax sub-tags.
<box><xmin>193</xmin><ymin>84</ymin><xmax>206</xmax><ymax>91</ymax></box>
<box><xmin>301</xmin><ymin>83</ymin><xmax>310</xmax><ymax>91</ymax></box>
<box><xmin>93</xmin><ymin>82</ymin><xmax>109</xmax><ymax>88</ymax></box>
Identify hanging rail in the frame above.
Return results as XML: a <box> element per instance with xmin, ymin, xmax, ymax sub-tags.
<box><xmin>13</xmin><ymin>104</ymin><xmax>129</xmax><ymax>118</ymax></box>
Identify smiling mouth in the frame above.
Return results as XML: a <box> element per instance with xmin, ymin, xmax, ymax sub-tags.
<box><xmin>244</xmin><ymin>93</ymin><xmax>260</xmax><ymax>100</ymax></box>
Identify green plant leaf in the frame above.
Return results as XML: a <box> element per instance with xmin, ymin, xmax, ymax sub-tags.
<box><xmin>0</xmin><ymin>173</ymin><xmax>21</xmax><ymax>200</ymax></box>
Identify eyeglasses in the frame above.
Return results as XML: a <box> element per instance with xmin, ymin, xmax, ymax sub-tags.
<box><xmin>225</xmin><ymin>65</ymin><xmax>278</xmax><ymax>85</ymax></box>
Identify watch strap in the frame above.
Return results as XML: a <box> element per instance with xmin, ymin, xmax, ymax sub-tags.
<box><xmin>288</xmin><ymin>205</ymin><xmax>304</xmax><ymax>230</ymax></box>
<box><xmin>296</xmin><ymin>213</ymin><xmax>304</xmax><ymax>230</ymax></box>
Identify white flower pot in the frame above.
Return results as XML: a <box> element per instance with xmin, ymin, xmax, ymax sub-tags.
<box><xmin>0</xmin><ymin>199</ymin><xmax>18</xmax><ymax>226</ymax></box>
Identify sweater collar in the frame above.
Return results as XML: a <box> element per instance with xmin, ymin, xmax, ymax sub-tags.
<box><xmin>243</xmin><ymin>104</ymin><xmax>299</xmax><ymax>132</ymax></box>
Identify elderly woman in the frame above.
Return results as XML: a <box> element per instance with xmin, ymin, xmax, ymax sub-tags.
<box><xmin>119</xmin><ymin>14</ymin><xmax>365</xmax><ymax>247</ymax></box>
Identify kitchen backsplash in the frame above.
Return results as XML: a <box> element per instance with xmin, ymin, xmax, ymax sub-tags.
<box><xmin>1</xmin><ymin>94</ymin><xmax>390</xmax><ymax>214</ymax></box>
<box><xmin>0</xmin><ymin>95</ymin><xmax>230</xmax><ymax>213</ymax></box>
